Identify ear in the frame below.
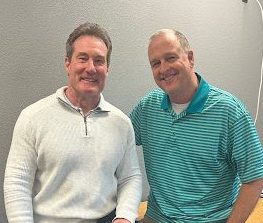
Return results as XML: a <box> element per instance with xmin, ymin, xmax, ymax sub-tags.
<box><xmin>106</xmin><ymin>67</ymin><xmax>110</xmax><ymax>76</ymax></box>
<box><xmin>64</xmin><ymin>57</ymin><xmax>70</xmax><ymax>75</ymax></box>
<box><xmin>188</xmin><ymin>50</ymin><xmax>194</xmax><ymax>68</ymax></box>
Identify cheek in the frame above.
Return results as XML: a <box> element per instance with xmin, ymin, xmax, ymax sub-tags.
<box><xmin>153</xmin><ymin>71</ymin><xmax>162</xmax><ymax>81</ymax></box>
<box><xmin>100</xmin><ymin>74</ymin><xmax>108</xmax><ymax>83</ymax></box>
<box><xmin>73</xmin><ymin>65</ymin><xmax>86</xmax><ymax>73</ymax></box>
<box><xmin>68</xmin><ymin>73</ymin><xmax>78</xmax><ymax>83</ymax></box>
<box><xmin>70</xmin><ymin>61</ymin><xmax>87</xmax><ymax>70</ymax></box>
<box><xmin>152</xmin><ymin>69</ymin><xmax>159</xmax><ymax>77</ymax></box>
<box><xmin>97</xmin><ymin>67</ymin><xmax>108</xmax><ymax>77</ymax></box>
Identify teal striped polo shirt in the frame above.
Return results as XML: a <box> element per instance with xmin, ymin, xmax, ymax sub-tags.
<box><xmin>130</xmin><ymin>74</ymin><xmax>263</xmax><ymax>223</ymax></box>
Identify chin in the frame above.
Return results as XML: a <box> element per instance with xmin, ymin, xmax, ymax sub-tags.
<box><xmin>78</xmin><ymin>88</ymin><xmax>97</xmax><ymax>96</ymax></box>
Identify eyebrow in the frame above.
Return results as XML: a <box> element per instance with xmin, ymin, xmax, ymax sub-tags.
<box><xmin>150</xmin><ymin>52</ymin><xmax>178</xmax><ymax>62</ymax></box>
<box><xmin>76</xmin><ymin>52</ymin><xmax>88</xmax><ymax>57</ymax></box>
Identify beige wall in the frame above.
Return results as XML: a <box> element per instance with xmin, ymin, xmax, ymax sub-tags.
<box><xmin>0</xmin><ymin>1</ymin><xmax>262</xmax><ymax>222</ymax></box>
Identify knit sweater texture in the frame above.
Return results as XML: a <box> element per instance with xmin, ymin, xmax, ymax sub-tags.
<box><xmin>4</xmin><ymin>87</ymin><xmax>142</xmax><ymax>223</ymax></box>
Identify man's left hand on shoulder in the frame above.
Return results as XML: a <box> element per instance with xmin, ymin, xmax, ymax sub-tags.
<box><xmin>113</xmin><ymin>218</ymin><xmax>131</xmax><ymax>223</ymax></box>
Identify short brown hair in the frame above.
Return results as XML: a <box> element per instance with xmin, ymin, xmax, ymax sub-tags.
<box><xmin>66</xmin><ymin>22</ymin><xmax>112</xmax><ymax>67</ymax></box>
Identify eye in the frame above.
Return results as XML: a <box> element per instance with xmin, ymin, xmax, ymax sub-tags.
<box><xmin>94</xmin><ymin>58</ymin><xmax>105</xmax><ymax>66</ymax></box>
<box><xmin>166</xmin><ymin>56</ymin><xmax>177</xmax><ymax>62</ymax></box>
<box><xmin>77</xmin><ymin>56</ymin><xmax>88</xmax><ymax>63</ymax></box>
<box><xmin>151</xmin><ymin>61</ymin><xmax>161</xmax><ymax>69</ymax></box>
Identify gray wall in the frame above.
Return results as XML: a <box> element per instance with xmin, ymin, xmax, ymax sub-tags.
<box><xmin>1</xmin><ymin>0</ymin><xmax>262</xmax><ymax>222</ymax></box>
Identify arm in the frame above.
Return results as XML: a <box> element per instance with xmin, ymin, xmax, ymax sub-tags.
<box><xmin>115</xmin><ymin>122</ymin><xmax>142</xmax><ymax>223</ymax></box>
<box><xmin>4</xmin><ymin>112</ymin><xmax>37</xmax><ymax>223</ymax></box>
<box><xmin>227</xmin><ymin>111</ymin><xmax>263</xmax><ymax>222</ymax></box>
<box><xmin>226</xmin><ymin>178</ymin><xmax>263</xmax><ymax>223</ymax></box>
<box><xmin>113</xmin><ymin>219</ymin><xmax>131</xmax><ymax>223</ymax></box>
<box><xmin>129</xmin><ymin>101</ymin><xmax>142</xmax><ymax>147</ymax></box>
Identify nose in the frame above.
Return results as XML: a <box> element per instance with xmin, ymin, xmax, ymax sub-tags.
<box><xmin>85</xmin><ymin>59</ymin><xmax>96</xmax><ymax>74</ymax></box>
<box><xmin>159</xmin><ymin>61</ymin><xmax>169</xmax><ymax>74</ymax></box>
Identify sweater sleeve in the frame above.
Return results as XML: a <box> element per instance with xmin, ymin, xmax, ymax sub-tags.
<box><xmin>4</xmin><ymin>111</ymin><xmax>37</xmax><ymax>223</ymax></box>
<box><xmin>115</xmin><ymin>121</ymin><xmax>142</xmax><ymax>223</ymax></box>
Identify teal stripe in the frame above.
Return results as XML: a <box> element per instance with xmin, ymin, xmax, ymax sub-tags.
<box><xmin>130</xmin><ymin>74</ymin><xmax>263</xmax><ymax>222</ymax></box>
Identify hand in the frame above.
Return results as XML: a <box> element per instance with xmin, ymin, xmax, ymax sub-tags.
<box><xmin>113</xmin><ymin>218</ymin><xmax>131</xmax><ymax>223</ymax></box>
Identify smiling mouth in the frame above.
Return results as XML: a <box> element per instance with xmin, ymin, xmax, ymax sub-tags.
<box><xmin>161</xmin><ymin>73</ymin><xmax>178</xmax><ymax>82</ymax></box>
<box><xmin>81</xmin><ymin>78</ymin><xmax>97</xmax><ymax>82</ymax></box>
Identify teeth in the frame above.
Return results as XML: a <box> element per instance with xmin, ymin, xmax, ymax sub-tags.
<box><xmin>82</xmin><ymin>78</ymin><xmax>96</xmax><ymax>82</ymax></box>
<box><xmin>162</xmin><ymin>70</ymin><xmax>179</xmax><ymax>81</ymax></box>
<box><xmin>161</xmin><ymin>74</ymin><xmax>176</xmax><ymax>81</ymax></box>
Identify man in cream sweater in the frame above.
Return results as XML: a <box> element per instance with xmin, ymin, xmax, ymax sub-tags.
<box><xmin>4</xmin><ymin>22</ymin><xmax>142</xmax><ymax>223</ymax></box>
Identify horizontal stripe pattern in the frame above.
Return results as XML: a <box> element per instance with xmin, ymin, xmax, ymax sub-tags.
<box><xmin>130</xmin><ymin>76</ymin><xmax>263</xmax><ymax>222</ymax></box>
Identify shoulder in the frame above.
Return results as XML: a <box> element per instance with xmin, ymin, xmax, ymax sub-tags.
<box><xmin>130</xmin><ymin>89</ymin><xmax>165</xmax><ymax>120</ymax></box>
<box><xmin>13</xmin><ymin>92</ymin><xmax>58</xmax><ymax>133</ymax></box>
<box><xmin>137</xmin><ymin>88</ymin><xmax>165</xmax><ymax>108</ymax></box>
<box><xmin>208</xmin><ymin>85</ymin><xmax>249</xmax><ymax>114</ymax></box>
<box><xmin>209</xmin><ymin>86</ymin><xmax>246</xmax><ymax>110</ymax></box>
<box><xmin>20</xmin><ymin>92</ymin><xmax>57</xmax><ymax>119</ymax></box>
<box><xmin>142</xmin><ymin>88</ymin><xmax>165</xmax><ymax>101</ymax></box>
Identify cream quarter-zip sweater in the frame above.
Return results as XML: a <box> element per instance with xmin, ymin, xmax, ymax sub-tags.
<box><xmin>4</xmin><ymin>87</ymin><xmax>142</xmax><ymax>223</ymax></box>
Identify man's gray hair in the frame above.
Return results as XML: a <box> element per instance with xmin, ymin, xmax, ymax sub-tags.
<box><xmin>149</xmin><ymin>29</ymin><xmax>190</xmax><ymax>52</ymax></box>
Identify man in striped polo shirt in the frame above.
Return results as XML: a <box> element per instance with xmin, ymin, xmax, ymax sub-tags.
<box><xmin>130</xmin><ymin>29</ymin><xmax>263</xmax><ymax>222</ymax></box>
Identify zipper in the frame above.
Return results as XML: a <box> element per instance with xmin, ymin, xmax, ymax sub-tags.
<box><xmin>83</xmin><ymin>116</ymin><xmax>88</xmax><ymax>136</ymax></box>
<box><xmin>58</xmin><ymin>97</ymin><xmax>94</xmax><ymax>136</ymax></box>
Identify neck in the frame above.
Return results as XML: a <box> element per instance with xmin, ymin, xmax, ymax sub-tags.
<box><xmin>65</xmin><ymin>87</ymin><xmax>100</xmax><ymax>114</ymax></box>
<box><xmin>169</xmin><ymin>73</ymin><xmax>199</xmax><ymax>104</ymax></box>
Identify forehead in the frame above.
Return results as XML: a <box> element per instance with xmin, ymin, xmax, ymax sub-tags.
<box><xmin>73</xmin><ymin>35</ymin><xmax>108</xmax><ymax>54</ymax></box>
<box><xmin>148</xmin><ymin>33</ymin><xmax>182</xmax><ymax>59</ymax></box>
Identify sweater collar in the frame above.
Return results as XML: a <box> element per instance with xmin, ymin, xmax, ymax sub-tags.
<box><xmin>56</xmin><ymin>87</ymin><xmax>111</xmax><ymax>112</ymax></box>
